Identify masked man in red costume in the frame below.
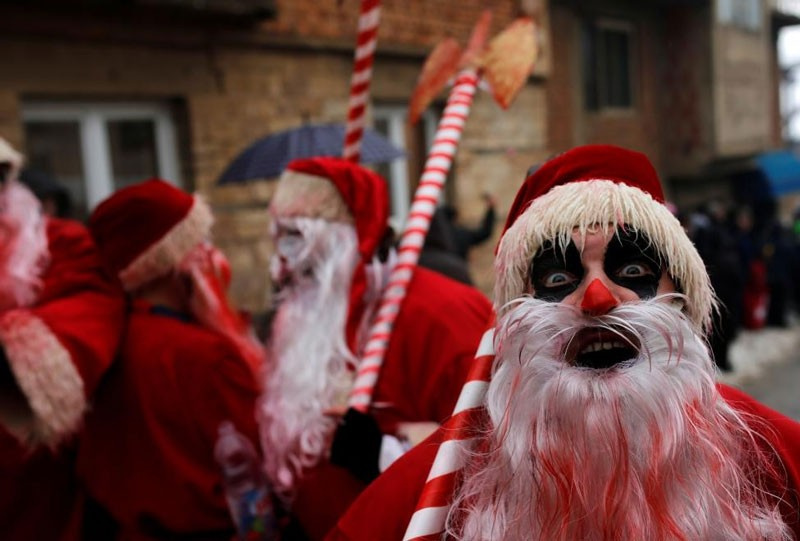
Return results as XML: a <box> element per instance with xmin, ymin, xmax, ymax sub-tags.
<box><xmin>77</xmin><ymin>179</ymin><xmax>265</xmax><ymax>540</ymax></box>
<box><xmin>330</xmin><ymin>145</ymin><xmax>800</xmax><ymax>540</ymax></box>
<box><xmin>258</xmin><ymin>158</ymin><xmax>492</xmax><ymax>540</ymax></box>
<box><xmin>0</xmin><ymin>137</ymin><xmax>125</xmax><ymax>540</ymax></box>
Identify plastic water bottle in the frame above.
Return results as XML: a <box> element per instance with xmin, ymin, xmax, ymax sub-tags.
<box><xmin>214</xmin><ymin>421</ymin><xmax>277</xmax><ymax>540</ymax></box>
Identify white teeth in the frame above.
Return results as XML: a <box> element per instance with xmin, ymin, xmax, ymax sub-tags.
<box><xmin>580</xmin><ymin>340</ymin><xmax>625</xmax><ymax>354</ymax></box>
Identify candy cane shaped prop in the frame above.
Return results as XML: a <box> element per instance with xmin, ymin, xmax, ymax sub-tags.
<box><xmin>348</xmin><ymin>14</ymin><xmax>539</xmax><ymax>412</ymax></box>
<box><xmin>347</xmin><ymin>10</ymin><xmax>493</xmax><ymax>413</ymax></box>
<box><xmin>348</xmin><ymin>68</ymin><xmax>480</xmax><ymax>412</ymax></box>
<box><xmin>401</xmin><ymin>17</ymin><xmax>541</xmax><ymax>540</ymax></box>
<box><xmin>343</xmin><ymin>0</ymin><xmax>381</xmax><ymax>162</ymax></box>
<box><xmin>403</xmin><ymin>326</ymin><xmax>495</xmax><ymax>541</ymax></box>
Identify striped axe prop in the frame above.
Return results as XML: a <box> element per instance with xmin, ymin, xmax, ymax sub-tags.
<box><xmin>347</xmin><ymin>13</ymin><xmax>540</xmax><ymax>419</ymax></box>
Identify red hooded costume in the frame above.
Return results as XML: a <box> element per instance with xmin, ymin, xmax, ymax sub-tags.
<box><xmin>76</xmin><ymin>179</ymin><xmax>264</xmax><ymax>540</ymax></box>
<box><xmin>0</xmin><ymin>138</ymin><xmax>126</xmax><ymax>541</ymax></box>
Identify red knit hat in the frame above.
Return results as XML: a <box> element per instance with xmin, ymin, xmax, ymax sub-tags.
<box><xmin>270</xmin><ymin>157</ymin><xmax>390</xmax><ymax>349</ymax></box>
<box><xmin>88</xmin><ymin>178</ymin><xmax>213</xmax><ymax>291</ymax></box>
<box><xmin>495</xmin><ymin>145</ymin><xmax>713</xmax><ymax>330</ymax></box>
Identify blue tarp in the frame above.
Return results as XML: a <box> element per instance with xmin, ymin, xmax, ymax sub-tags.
<box><xmin>755</xmin><ymin>150</ymin><xmax>800</xmax><ymax>196</ymax></box>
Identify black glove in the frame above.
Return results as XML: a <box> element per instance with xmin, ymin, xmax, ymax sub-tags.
<box><xmin>329</xmin><ymin>408</ymin><xmax>382</xmax><ymax>484</ymax></box>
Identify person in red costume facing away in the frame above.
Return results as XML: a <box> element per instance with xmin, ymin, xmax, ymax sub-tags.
<box><xmin>258</xmin><ymin>157</ymin><xmax>492</xmax><ymax>540</ymax></box>
<box><xmin>77</xmin><ymin>178</ymin><xmax>265</xmax><ymax>540</ymax></box>
<box><xmin>0</xmin><ymin>137</ymin><xmax>126</xmax><ymax>540</ymax></box>
<box><xmin>330</xmin><ymin>145</ymin><xmax>800</xmax><ymax>541</ymax></box>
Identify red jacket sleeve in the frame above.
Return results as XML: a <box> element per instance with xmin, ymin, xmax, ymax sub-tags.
<box><xmin>373</xmin><ymin>268</ymin><xmax>492</xmax><ymax>433</ymax></box>
<box><xmin>326</xmin><ymin>429</ymin><xmax>445</xmax><ymax>541</ymax></box>
<box><xmin>718</xmin><ymin>383</ymin><xmax>800</xmax><ymax>536</ymax></box>
<box><xmin>0</xmin><ymin>218</ymin><xmax>126</xmax><ymax>447</ymax></box>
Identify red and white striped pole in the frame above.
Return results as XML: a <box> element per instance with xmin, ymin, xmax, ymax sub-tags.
<box><xmin>403</xmin><ymin>325</ymin><xmax>495</xmax><ymax>541</ymax></box>
<box><xmin>343</xmin><ymin>0</ymin><xmax>381</xmax><ymax>162</ymax></box>
<box><xmin>348</xmin><ymin>69</ymin><xmax>480</xmax><ymax>412</ymax></box>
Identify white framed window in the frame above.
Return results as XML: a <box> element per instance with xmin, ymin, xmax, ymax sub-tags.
<box><xmin>22</xmin><ymin>101</ymin><xmax>182</xmax><ymax>218</ymax></box>
<box><xmin>718</xmin><ymin>0</ymin><xmax>763</xmax><ymax>31</ymax></box>
<box><xmin>373</xmin><ymin>105</ymin><xmax>410</xmax><ymax>228</ymax></box>
<box><xmin>373</xmin><ymin>104</ymin><xmax>439</xmax><ymax>229</ymax></box>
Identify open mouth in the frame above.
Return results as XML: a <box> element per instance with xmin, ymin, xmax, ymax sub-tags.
<box><xmin>564</xmin><ymin>327</ymin><xmax>640</xmax><ymax>370</ymax></box>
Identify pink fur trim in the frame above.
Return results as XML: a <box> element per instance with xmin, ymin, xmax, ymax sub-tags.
<box><xmin>0</xmin><ymin>309</ymin><xmax>85</xmax><ymax>447</ymax></box>
<box><xmin>119</xmin><ymin>195</ymin><xmax>213</xmax><ymax>291</ymax></box>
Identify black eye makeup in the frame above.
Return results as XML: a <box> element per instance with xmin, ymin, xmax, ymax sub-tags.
<box><xmin>604</xmin><ymin>228</ymin><xmax>664</xmax><ymax>299</ymax></box>
<box><xmin>530</xmin><ymin>241</ymin><xmax>584</xmax><ymax>302</ymax></box>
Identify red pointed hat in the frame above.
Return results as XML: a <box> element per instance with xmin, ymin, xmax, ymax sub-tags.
<box><xmin>270</xmin><ymin>157</ymin><xmax>390</xmax><ymax>349</ymax></box>
<box><xmin>88</xmin><ymin>178</ymin><xmax>213</xmax><ymax>291</ymax></box>
<box><xmin>272</xmin><ymin>157</ymin><xmax>389</xmax><ymax>263</ymax></box>
<box><xmin>494</xmin><ymin>144</ymin><xmax>713</xmax><ymax>330</ymax></box>
<box><xmin>503</xmin><ymin>145</ymin><xmax>664</xmax><ymax>234</ymax></box>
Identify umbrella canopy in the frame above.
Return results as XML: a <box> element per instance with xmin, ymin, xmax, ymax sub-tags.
<box><xmin>217</xmin><ymin>122</ymin><xmax>406</xmax><ymax>184</ymax></box>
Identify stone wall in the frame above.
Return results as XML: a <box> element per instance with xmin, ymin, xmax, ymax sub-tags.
<box><xmin>712</xmin><ymin>14</ymin><xmax>774</xmax><ymax>157</ymax></box>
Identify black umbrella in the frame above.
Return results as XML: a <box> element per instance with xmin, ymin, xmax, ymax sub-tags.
<box><xmin>217</xmin><ymin>122</ymin><xmax>406</xmax><ymax>184</ymax></box>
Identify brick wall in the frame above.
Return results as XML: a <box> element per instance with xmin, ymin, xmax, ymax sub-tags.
<box><xmin>456</xmin><ymin>83</ymin><xmax>550</xmax><ymax>295</ymax></box>
<box><xmin>262</xmin><ymin>0</ymin><xmax>517</xmax><ymax>50</ymax></box>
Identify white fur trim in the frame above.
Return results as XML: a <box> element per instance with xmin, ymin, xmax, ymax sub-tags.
<box><xmin>119</xmin><ymin>195</ymin><xmax>213</xmax><ymax>291</ymax></box>
<box><xmin>0</xmin><ymin>137</ymin><xmax>24</xmax><ymax>181</ymax></box>
<box><xmin>270</xmin><ymin>170</ymin><xmax>354</xmax><ymax>224</ymax></box>
<box><xmin>495</xmin><ymin>180</ymin><xmax>715</xmax><ymax>331</ymax></box>
<box><xmin>0</xmin><ymin>309</ymin><xmax>86</xmax><ymax>447</ymax></box>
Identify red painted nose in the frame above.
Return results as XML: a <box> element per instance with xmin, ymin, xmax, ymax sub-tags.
<box><xmin>580</xmin><ymin>279</ymin><xmax>619</xmax><ymax>316</ymax></box>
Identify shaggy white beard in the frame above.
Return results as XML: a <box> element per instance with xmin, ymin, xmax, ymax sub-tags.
<box><xmin>259</xmin><ymin>218</ymin><xmax>361</xmax><ymax>498</ymax></box>
<box><xmin>449</xmin><ymin>296</ymin><xmax>791</xmax><ymax>541</ymax></box>
<box><xmin>0</xmin><ymin>181</ymin><xmax>49</xmax><ymax>310</ymax></box>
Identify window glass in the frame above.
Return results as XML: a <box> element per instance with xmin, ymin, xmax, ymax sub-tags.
<box><xmin>23</xmin><ymin>121</ymin><xmax>88</xmax><ymax>218</ymax></box>
<box><xmin>22</xmin><ymin>102</ymin><xmax>182</xmax><ymax>216</ymax></box>
<box><xmin>107</xmin><ymin>119</ymin><xmax>159</xmax><ymax>190</ymax></box>
<box><xmin>718</xmin><ymin>0</ymin><xmax>762</xmax><ymax>31</ymax></box>
<box><xmin>584</xmin><ymin>20</ymin><xmax>634</xmax><ymax>111</ymax></box>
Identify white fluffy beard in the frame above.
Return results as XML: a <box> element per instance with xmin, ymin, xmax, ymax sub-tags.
<box><xmin>449</xmin><ymin>297</ymin><xmax>791</xmax><ymax>541</ymax></box>
<box><xmin>259</xmin><ymin>218</ymin><xmax>360</xmax><ymax>498</ymax></box>
<box><xmin>0</xmin><ymin>181</ymin><xmax>49</xmax><ymax>310</ymax></box>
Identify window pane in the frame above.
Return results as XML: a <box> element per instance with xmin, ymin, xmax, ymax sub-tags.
<box><xmin>582</xmin><ymin>22</ymin><xmax>599</xmax><ymax>110</ymax></box>
<box><xmin>372</xmin><ymin>117</ymin><xmax>395</xmax><ymax>215</ymax></box>
<box><xmin>593</xmin><ymin>26</ymin><xmax>632</xmax><ymax>109</ymax></box>
<box><xmin>23</xmin><ymin>121</ymin><xmax>88</xmax><ymax>219</ymax></box>
<box><xmin>107</xmin><ymin>119</ymin><xmax>159</xmax><ymax>189</ymax></box>
<box><xmin>602</xmin><ymin>29</ymin><xmax>631</xmax><ymax>107</ymax></box>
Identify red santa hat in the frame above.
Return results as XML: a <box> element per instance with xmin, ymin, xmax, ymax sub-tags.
<box><xmin>88</xmin><ymin>178</ymin><xmax>213</xmax><ymax>291</ymax></box>
<box><xmin>270</xmin><ymin>157</ymin><xmax>389</xmax><ymax>349</ymax></box>
<box><xmin>495</xmin><ymin>144</ymin><xmax>714</xmax><ymax>330</ymax></box>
